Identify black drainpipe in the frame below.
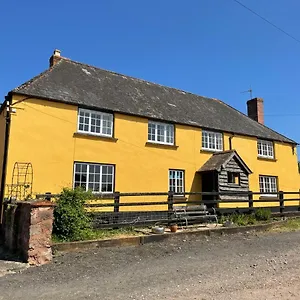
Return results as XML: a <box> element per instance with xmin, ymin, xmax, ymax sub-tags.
<box><xmin>0</xmin><ymin>93</ymin><xmax>12</xmax><ymax>224</ymax></box>
<box><xmin>229</xmin><ymin>134</ymin><xmax>234</xmax><ymax>150</ymax></box>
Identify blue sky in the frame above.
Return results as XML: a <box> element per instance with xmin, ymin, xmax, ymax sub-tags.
<box><xmin>1</xmin><ymin>0</ymin><xmax>300</xmax><ymax>142</ymax></box>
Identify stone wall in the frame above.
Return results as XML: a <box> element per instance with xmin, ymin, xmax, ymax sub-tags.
<box><xmin>1</xmin><ymin>200</ymin><xmax>55</xmax><ymax>265</ymax></box>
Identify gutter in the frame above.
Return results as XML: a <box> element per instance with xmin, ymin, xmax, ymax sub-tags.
<box><xmin>0</xmin><ymin>92</ymin><xmax>12</xmax><ymax>224</ymax></box>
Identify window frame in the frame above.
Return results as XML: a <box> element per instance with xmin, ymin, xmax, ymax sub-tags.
<box><xmin>73</xmin><ymin>162</ymin><xmax>115</xmax><ymax>194</ymax></box>
<box><xmin>148</xmin><ymin>121</ymin><xmax>175</xmax><ymax>145</ymax></box>
<box><xmin>202</xmin><ymin>130</ymin><xmax>223</xmax><ymax>152</ymax></box>
<box><xmin>169</xmin><ymin>169</ymin><xmax>185</xmax><ymax>195</ymax></box>
<box><xmin>259</xmin><ymin>175</ymin><xmax>278</xmax><ymax>196</ymax></box>
<box><xmin>227</xmin><ymin>172</ymin><xmax>240</xmax><ymax>185</ymax></box>
<box><xmin>257</xmin><ymin>139</ymin><xmax>274</xmax><ymax>159</ymax></box>
<box><xmin>77</xmin><ymin>108</ymin><xmax>114</xmax><ymax>137</ymax></box>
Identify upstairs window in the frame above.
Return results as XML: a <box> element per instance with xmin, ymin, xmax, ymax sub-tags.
<box><xmin>202</xmin><ymin>131</ymin><xmax>223</xmax><ymax>151</ymax></box>
<box><xmin>148</xmin><ymin>121</ymin><xmax>174</xmax><ymax>145</ymax></box>
<box><xmin>259</xmin><ymin>175</ymin><xmax>277</xmax><ymax>195</ymax></box>
<box><xmin>257</xmin><ymin>139</ymin><xmax>274</xmax><ymax>159</ymax></box>
<box><xmin>169</xmin><ymin>169</ymin><xmax>184</xmax><ymax>194</ymax></box>
<box><xmin>74</xmin><ymin>162</ymin><xmax>114</xmax><ymax>193</ymax></box>
<box><xmin>78</xmin><ymin>108</ymin><xmax>113</xmax><ymax>137</ymax></box>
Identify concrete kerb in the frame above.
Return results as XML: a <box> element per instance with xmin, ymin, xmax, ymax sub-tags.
<box><xmin>52</xmin><ymin>220</ymin><xmax>288</xmax><ymax>253</ymax></box>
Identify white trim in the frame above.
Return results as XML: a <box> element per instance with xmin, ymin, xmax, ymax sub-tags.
<box><xmin>202</xmin><ymin>130</ymin><xmax>223</xmax><ymax>151</ymax></box>
<box><xmin>169</xmin><ymin>169</ymin><xmax>184</xmax><ymax>194</ymax></box>
<box><xmin>148</xmin><ymin>121</ymin><xmax>174</xmax><ymax>145</ymax></box>
<box><xmin>257</xmin><ymin>139</ymin><xmax>274</xmax><ymax>159</ymax></box>
<box><xmin>77</xmin><ymin>108</ymin><xmax>113</xmax><ymax>137</ymax></box>
<box><xmin>73</xmin><ymin>162</ymin><xmax>114</xmax><ymax>194</ymax></box>
<box><xmin>259</xmin><ymin>175</ymin><xmax>277</xmax><ymax>195</ymax></box>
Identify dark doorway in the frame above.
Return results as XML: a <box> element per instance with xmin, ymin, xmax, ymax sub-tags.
<box><xmin>201</xmin><ymin>171</ymin><xmax>218</xmax><ymax>208</ymax></box>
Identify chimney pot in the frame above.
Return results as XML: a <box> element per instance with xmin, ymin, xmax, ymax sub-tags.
<box><xmin>49</xmin><ymin>49</ymin><xmax>62</xmax><ymax>67</ymax></box>
<box><xmin>247</xmin><ymin>97</ymin><xmax>264</xmax><ymax>124</ymax></box>
<box><xmin>53</xmin><ymin>49</ymin><xmax>61</xmax><ymax>57</ymax></box>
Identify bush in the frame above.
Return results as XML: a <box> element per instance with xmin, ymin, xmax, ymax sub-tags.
<box><xmin>255</xmin><ymin>208</ymin><xmax>271</xmax><ymax>221</ymax></box>
<box><xmin>220</xmin><ymin>213</ymin><xmax>257</xmax><ymax>226</ymax></box>
<box><xmin>53</xmin><ymin>188</ymin><xmax>93</xmax><ymax>241</ymax></box>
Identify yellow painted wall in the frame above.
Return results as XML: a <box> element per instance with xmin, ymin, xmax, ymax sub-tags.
<box><xmin>5</xmin><ymin>94</ymin><xmax>300</xmax><ymax>211</ymax></box>
<box><xmin>0</xmin><ymin>107</ymin><xmax>6</xmax><ymax>185</ymax></box>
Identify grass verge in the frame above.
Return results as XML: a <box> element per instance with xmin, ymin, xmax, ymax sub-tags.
<box><xmin>271</xmin><ymin>218</ymin><xmax>300</xmax><ymax>232</ymax></box>
<box><xmin>52</xmin><ymin>227</ymin><xmax>141</xmax><ymax>243</ymax></box>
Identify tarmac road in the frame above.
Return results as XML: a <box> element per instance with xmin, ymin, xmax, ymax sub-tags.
<box><xmin>0</xmin><ymin>230</ymin><xmax>300</xmax><ymax>299</ymax></box>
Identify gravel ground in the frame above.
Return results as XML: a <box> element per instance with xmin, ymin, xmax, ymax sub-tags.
<box><xmin>0</xmin><ymin>230</ymin><xmax>300</xmax><ymax>299</ymax></box>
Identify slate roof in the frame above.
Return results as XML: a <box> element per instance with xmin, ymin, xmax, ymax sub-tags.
<box><xmin>197</xmin><ymin>150</ymin><xmax>252</xmax><ymax>174</ymax></box>
<box><xmin>12</xmin><ymin>57</ymin><xmax>296</xmax><ymax>144</ymax></box>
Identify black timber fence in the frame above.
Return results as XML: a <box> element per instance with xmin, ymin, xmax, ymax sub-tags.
<box><xmin>35</xmin><ymin>190</ymin><xmax>300</xmax><ymax>228</ymax></box>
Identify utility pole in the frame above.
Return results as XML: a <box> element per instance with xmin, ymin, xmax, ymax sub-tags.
<box><xmin>0</xmin><ymin>95</ymin><xmax>12</xmax><ymax>225</ymax></box>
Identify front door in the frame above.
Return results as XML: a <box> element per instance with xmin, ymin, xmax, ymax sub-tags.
<box><xmin>201</xmin><ymin>171</ymin><xmax>218</xmax><ymax>208</ymax></box>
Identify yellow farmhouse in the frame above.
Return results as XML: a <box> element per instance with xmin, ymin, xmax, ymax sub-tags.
<box><xmin>0</xmin><ymin>50</ymin><xmax>299</xmax><ymax>209</ymax></box>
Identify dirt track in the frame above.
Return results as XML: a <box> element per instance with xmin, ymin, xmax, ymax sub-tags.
<box><xmin>0</xmin><ymin>230</ymin><xmax>300</xmax><ymax>299</ymax></box>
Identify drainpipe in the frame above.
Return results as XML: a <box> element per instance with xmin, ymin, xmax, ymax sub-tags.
<box><xmin>229</xmin><ymin>134</ymin><xmax>235</xmax><ymax>150</ymax></box>
<box><xmin>0</xmin><ymin>93</ymin><xmax>12</xmax><ymax>224</ymax></box>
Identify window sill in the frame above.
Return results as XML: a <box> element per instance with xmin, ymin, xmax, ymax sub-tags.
<box><xmin>74</xmin><ymin>132</ymin><xmax>118</xmax><ymax>142</ymax></box>
<box><xmin>91</xmin><ymin>193</ymin><xmax>115</xmax><ymax>199</ymax></box>
<box><xmin>145</xmin><ymin>142</ymin><xmax>178</xmax><ymax>149</ymax></box>
<box><xmin>200</xmin><ymin>149</ymin><xmax>223</xmax><ymax>154</ymax></box>
<box><xmin>227</xmin><ymin>183</ymin><xmax>240</xmax><ymax>187</ymax></box>
<box><xmin>259</xmin><ymin>195</ymin><xmax>278</xmax><ymax>200</ymax></box>
<box><xmin>173</xmin><ymin>195</ymin><xmax>187</xmax><ymax>203</ymax></box>
<box><xmin>257</xmin><ymin>156</ymin><xmax>277</xmax><ymax>162</ymax></box>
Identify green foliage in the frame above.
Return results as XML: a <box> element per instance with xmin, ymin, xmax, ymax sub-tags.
<box><xmin>231</xmin><ymin>213</ymin><xmax>257</xmax><ymax>226</ymax></box>
<box><xmin>220</xmin><ymin>213</ymin><xmax>256</xmax><ymax>226</ymax></box>
<box><xmin>53</xmin><ymin>188</ymin><xmax>93</xmax><ymax>241</ymax></box>
<box><xmin>255</xmin><ymin>208</ymin><xmax>271</xmax><ymax>221</ymax></box>
<box><xmin>220</xmin><ymin>208</ymin><xmax>272</xmax><ymax>226</ymax></box>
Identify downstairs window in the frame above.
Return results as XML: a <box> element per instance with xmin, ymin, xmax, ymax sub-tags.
<box><xmin>74</xmin><ymin>162</ymin><xmax>114</xmax><ymax>193</ymax></box>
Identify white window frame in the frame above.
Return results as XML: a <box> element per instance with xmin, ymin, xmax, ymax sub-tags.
<box><xmin>169</xmin><ymin>169</ymin><xmax>184</xmax><ymax>195</ymax></box>
<box><xmin>73</xmin><ymin>162</ymin><xmax>114</xmax><ymax>194</ymax></box>
<box><xmin>77</xmin><ymin>108</ymin><xmax>113</xmax><ymax>137</ymax></box>
<box><xmin>148</xmin><ymin>121</ymin><xmax>174</xmax><ymax>145</ymax></box>
<box><xmin>202</xmin><ymin>130</ymin><xmax>223</xmax><ymax>151</ymax></box>
<box><xmin>257</xmin><ymin>139</ymin><xmax>274</xmax><ymax>159</ymax></box>
<box><xmin>259</xmin><ymin>175</ymin><xmax>277</xmax><ymax>196</ymax></box>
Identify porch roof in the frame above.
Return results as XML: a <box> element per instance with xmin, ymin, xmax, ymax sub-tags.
<box><xmin>197</xmin><ymin>150</ymin><xmax>252</xmax><ymax>174</ymax></box>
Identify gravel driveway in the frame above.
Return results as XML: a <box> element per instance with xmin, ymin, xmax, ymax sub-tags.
<box><xmin>0</xmin><ymin>230</ymin><xmax>300</xmax><ymax>299</ymax></box>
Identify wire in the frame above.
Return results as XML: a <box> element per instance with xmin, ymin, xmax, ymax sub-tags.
<box><xmin>232</xmin><ymin>0</ymin><xmax>300</xmax><ymax>44</ymax></box>
<box><xmin>21</xmin><ymin>102</ymin><xmax>198</xmax><ymax>166</ymax></box>
<box><xmin>265</xmin><ymin>114</ymin><xmax>300</xmax><ymax>117</ymax></box>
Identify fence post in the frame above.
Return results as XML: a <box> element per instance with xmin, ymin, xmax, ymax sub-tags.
<box><xmin>45</xmin><ymin>192</ymin><xmax>51</xmax><ymax>201</ymax></box>
<box><xmin>298</xmin><ymin>189</ymin><xmax>300</xmax><ymax>212</ymax></box>
<box><xmin>114</xmin><ymin>192</ymin><xmax>120</xmax><ymax>213</ymax></box>
<box><xmin>279</xmin><ymin>191</ymin><xmax>284</xmax><ymax>215</ymax></box>
<box><xmin>113</xmin><ymin>192</ymin><xmax>120</xmax><ymax>228</ymax></box>
<box><xmin>168</xmin><ymin>191</ymin><xmax>174</xmax><ymax>225</ymax></box>
<box><xmin>248</xmin><ymin>191</ymin><xmax>253</xmax><ymax>212</ymax></box>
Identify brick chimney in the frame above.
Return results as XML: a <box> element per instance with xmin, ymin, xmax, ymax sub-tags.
<box><xmin>247</xmin><ymin>97</ymin><xmax>264</xmax><ymax>124</ymax></box>
<box><xmin>49</xmin><ymin>49</ymin><xmax>62</xmax><ymax>67</ymax></box>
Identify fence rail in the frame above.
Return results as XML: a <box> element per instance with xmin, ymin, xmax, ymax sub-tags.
<box><xmin>32</xmin><ymin>190</ymin><xmax>300</xmax><ymax>228</ymax></box>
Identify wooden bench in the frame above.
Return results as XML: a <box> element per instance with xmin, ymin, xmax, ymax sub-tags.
<box><xmin>173</xmin><ymin>205</ymin><xmax>218</xmax><ymax>227</ymax></box>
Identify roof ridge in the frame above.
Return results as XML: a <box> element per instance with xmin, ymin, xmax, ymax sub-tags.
<box><xmin>13</xmin><ymin>60</ymin><xmax>63</xmax><ymax>93</ymax></box>
<box><xmin>217</xmin><ymin>99</ymin><xmax>296</xmax><ymax>144</ymax></box>
<box><xmin>63</xmin><ymin>58</ymin><xmax>215</xmax><ymax>101</ymax></box>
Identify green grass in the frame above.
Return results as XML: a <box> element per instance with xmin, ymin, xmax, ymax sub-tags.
<box><xmin>52</xmin><ymin>227</ymin><xmax>141</xmax><ymax>243</ymax></box>
<box><xmin>219</xmin><ymin>209</ymin><xmax>272</xmax><ymax>227</ymax></box>
<box><xmin>271</xmin><ymin>218</ymin><xmax>300</xmax><ymax>232</ymax></box>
